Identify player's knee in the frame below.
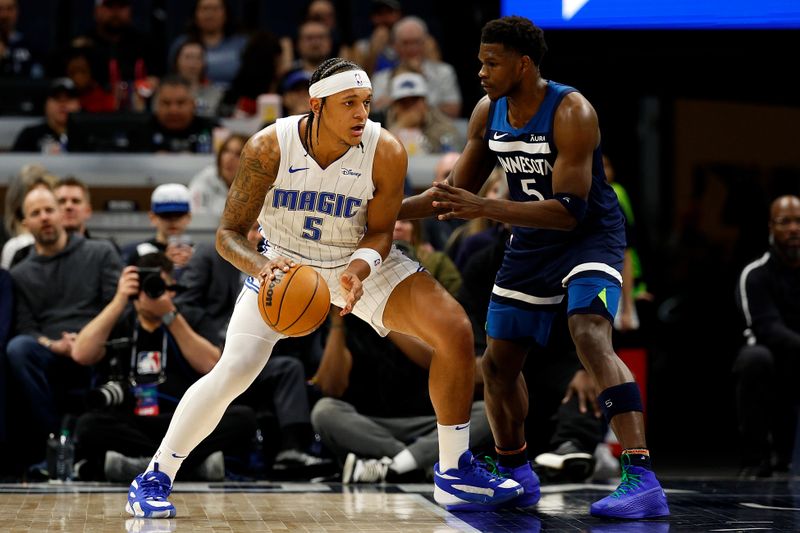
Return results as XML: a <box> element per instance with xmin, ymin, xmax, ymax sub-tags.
<box><xmin>422</xmin><ymin>309</ymin><xmax>472</xmax><ymax>352</ymax></box>
<box><xmin>5</xmin><ymin>335</ymin><xmax>39</xmax><ymax>368</ymax></box>
<box><xmin>569</xmin><ymin>314</ymin><xmax>610</xmax><ymax>352</ymax></box>
<box><xmin>310</xmin><ymin>397</ymin><xmax>338</xmax><ymax>430</ymax></box>
<box><xmin>481</xmin><ymin>353</ymin><xmax>513</xmax><ymax>385</ymax></box>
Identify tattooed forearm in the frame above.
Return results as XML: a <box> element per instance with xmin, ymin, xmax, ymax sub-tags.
<box><xmin>216</xmin><ymin>130</ymin><xmax>281</xmax><ymax>277</ymax></box>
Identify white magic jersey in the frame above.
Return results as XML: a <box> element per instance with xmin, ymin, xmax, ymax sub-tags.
<box><xmin>258</xmin><ymin>114</ymin><xmax>380</xmax><ymax>267</ymax></box>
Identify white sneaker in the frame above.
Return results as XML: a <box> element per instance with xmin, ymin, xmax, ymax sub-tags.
<box><xmin>342</xmin><ymin>453</ymin><xmax>391</xmax><ymax>484</ymax></box>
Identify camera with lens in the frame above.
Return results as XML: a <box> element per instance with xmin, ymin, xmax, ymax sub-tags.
<box><xmin>138</xmin><ymin>267</ymin><xmax>167</xmax><ymax>299</ymax></box>
<box><xmin>86</xmin><ymin>338</ymin><xmax>132</xmax><ymax>409</ymax></box>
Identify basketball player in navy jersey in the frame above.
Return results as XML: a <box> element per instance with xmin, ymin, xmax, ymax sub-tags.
<box><xmin>125</xmin><ymin>58</ymin><xmax>522</xmax><ymax>518</ymax></box>
<box><xmin>401</xmin><ymin>17</ymin><xmax>669</xmax><ymax>518</ymax></box>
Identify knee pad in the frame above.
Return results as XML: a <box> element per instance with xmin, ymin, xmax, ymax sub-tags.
<box><xmin>597</xmin><ymin>382</ymin><xmax>643</xmax><ymax>423</ymax></box>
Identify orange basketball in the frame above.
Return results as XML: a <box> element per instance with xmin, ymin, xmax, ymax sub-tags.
<box><xmin>258</xmin><ymin>264</ymin><xmax>330</xmax><ymax>337</ymax></box>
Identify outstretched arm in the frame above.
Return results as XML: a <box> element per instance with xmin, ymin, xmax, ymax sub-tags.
<box><xmin>398</xmin><ymin>97</ymin><xmax>496</xmax><ymax>220</ymax></box>
<box><xmin>432</xmin><ymin>92</ymin><xmax>599</xmax><ymax>230</ymax></box>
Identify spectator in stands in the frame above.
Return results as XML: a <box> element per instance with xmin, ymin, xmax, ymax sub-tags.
<box><xmin>175</xmin><ymin>222</ymin><xmax>331</xmax><ymax>473</ymax></box>
<box><xmin>393</xmin><ymin>219</ymin><xmax>461</xmax><ymax>296</ymax></box>
<box><xmin>72</xmin><ymin>0</ymin><xmax>163</xmax><ymax>111</ymax></box>
<box><xmin>421</xmin><ymin>152</ymin><xmax>464</xmax><ymax>252</ymax></box>
<box><xmin>354</xmin><ymin>0</ymin><xmax>402</xmax><ymax>75</ymax></box>
<box><xmin>168</xmin><ymin>0</ymin><xmax>248</xmax><ymax>88</ymax></box>
<box><xmin>0</xmin><ymin>0</ymin><xmax>43</xmax><ymax>78</ymax></box>
<box><xmin>121</xmin><ymin>184</ymin><xmax>194</xmax><ymax>278</ymax></box>
<box><xmin>2</xmin><ymin>165</ymin><xmax>57</xmax><ymax>269</ymax></box>
<box><xmin>604</xmin><ymin>155</ymin><xmax>653</xmax><ymax>333</ymax></box>
<box><xmin>10</xmin><ymin>176</ymin><xmax>98</xmax><ymax>268</ymax></box>
<box><xmin>189</xmin><ymin>133</ymin><xmax>247</xmax><ymax>219</ymax></box>
<box><xmin>62</xmin><ymin>46</ymin><xmax>116</xmax><ymax>113</ymax></box>
<box><xmin>171</xmin><ymin>38</ymin><xmax>224</xmax><ymax>117</ymax></box>
<box><xmin>219</xmin><ymin>31</ymin><xmax>283</xmax><ymax>118</ymax></box>
<box><xmin>371</xmin><ymin>16</ymin><xmax>461</xmax><ymax>118</ymax></box>
<box><xmin>733</xmin><ymin>195</ymin><xmax>800</xmax><ymax>478</ymax></box>
<box><xmin>311</xmin><ymin>310</ymin><xmax>492</xmax><ymax>483</ymax></box>
<box><xmin>445</xmin><ymin>167</ymin><xmax>509</xmax><ymax>270</ymax></box>
<box><xmin>5</xmin><ymin>184</ymin><xmax>121</xmax><ymax>467</ymax></box>
<box><xmin>11</xmin><ymin>78</ymin><xmax>80</xmax><ymax>153</ymax></box>
<box><xmin>148</xmin><ymin>75</ymin><xmax>218</xmax><ymax>153</ymax></box>
<box><xmin>0</xmin><ymin>267</ymin><xmax>13</xmax><ymax>474</ymax></box>
<box><xmin>286</xmin><ymin>20</ymin><xmax>333</xmax><ymax>78</ymax></box>
<box><xmin>303</xmin><ymin>0</ymin><xmax>354</xmax><ymax>60</ymax></box>
<box><xmin>70</xmin><ymin>252</ymin><xmax>257</xmax><ymax>482</ymax></box>
<box><xmin>384</xmin><ymin>72</ymin><xmax>463</xmax><ymax>156</ymax></box>
<box><xmin>279</xmin><ymin>69</ymin><xmax>311</xmax><ymax>116</ymax></box>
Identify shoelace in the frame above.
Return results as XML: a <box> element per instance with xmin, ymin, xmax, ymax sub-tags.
<box><xmin>611</xmin><ymin>463</ymin><xmax>643</xmax><ymax>498</ymax></box>
<box><xmin>480</xmin><ymin>456</ymin><xmax>501</xmax><ymax>477</ymax></box>
<box><xmin>139</xmin><ymin>474</ymin><xmax>171</xmax><ymax>500</ymax></box>
<box><xmin>465</xmin><ymin>456</ymin><xmax>505</xmax><ymax>483</ymax></box>
<box><xmin>355</xmin><ymin>459</ymin><xmax>389</xmax><ymax>482</ymax></box>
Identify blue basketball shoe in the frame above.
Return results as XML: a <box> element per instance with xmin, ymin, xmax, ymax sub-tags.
<box><xmin>497</xmin><ymin>461</ymin><xmax>541</xmax><ymax>508</ymax></box>
<box><xmin>125</xmin><ymin>465</ymin><xmax>176</xmax><ymax>518</ymax></box>
<box><xmin>590</xmin><ymin>457</ymin><xmax>670</xmax><ymax>519</ymax></box>
<box><xmin>433</xmin><ymin>450</ymin><xmax>523</xmax><ymax>511</ymax></box>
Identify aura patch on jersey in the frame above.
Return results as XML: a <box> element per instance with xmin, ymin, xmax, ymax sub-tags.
<box><xmin>566</xmin><ymin>276</ymin><xmax>621</xmax><ymax>322</ymax></box>
<box><xmin>272</xmin><ymin>189</ymin><xmax>362</xmax><ymax>218</ymax></box>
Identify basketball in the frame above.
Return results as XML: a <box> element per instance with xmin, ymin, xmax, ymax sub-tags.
<box><xmin>258</xmin><ymin>264</ymin><xmax>331</xmax><ymax>337</ymax></box>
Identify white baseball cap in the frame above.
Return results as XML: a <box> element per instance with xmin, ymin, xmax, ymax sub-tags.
<box><xmin>151</xmin><ymin>183</ymin><xmax>191</xmax><ymax>215</ymax></box>
<box><xmin>390</xmin><ymin>72</ymin><xmax>428</xmax><ymax>102</ymax></box>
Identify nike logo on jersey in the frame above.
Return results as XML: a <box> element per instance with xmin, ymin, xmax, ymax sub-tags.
<box><xmin>171</xmin><ymin>453</ymin><xmax>188</xmax><ymax>459</ymax></box>
<box><xmin>493</xmin><ymin>132</ymin><xmax>509</xmax><ymax>139</ymax></box>
<box><xmin>288</xmin><ymin>165</ymin><xmax>309</xmax><ymax>173</ymax></box>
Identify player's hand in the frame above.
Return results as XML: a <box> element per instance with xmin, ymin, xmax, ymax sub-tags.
<box><xmin>562</xmin><ymin>369</ymin><xmax>602</xmax><ymax>418</ymax></box>
<box><xmin>431</xmin><ymin>181</ymin><xmax>486</xmax><ymax>220</ymax></box>
<box><xmin>339</xmin><ymin>271</ymin><xmax>363</xmax><ymax>316</ymax></box>
<box><xmin>257</xmin><ymin>257</ymin><xmax>296</xmax><ymax>284</ymax></box>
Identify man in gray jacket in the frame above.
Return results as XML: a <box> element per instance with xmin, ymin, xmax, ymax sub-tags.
<box><xmin>5</xmin><ymin>184</ymin><xmax>121</xmax><ymax>466</ymax></box>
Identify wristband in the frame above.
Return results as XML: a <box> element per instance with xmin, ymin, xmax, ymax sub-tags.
<box><xmin>554</xmin><ymin>192</ymin><xmax>587</xmax><ymax>223</ymax></box>
<box><xmin>348</xmin><ymin>248</ymin><xmax>382</xmax><ymax>278</ymax></box>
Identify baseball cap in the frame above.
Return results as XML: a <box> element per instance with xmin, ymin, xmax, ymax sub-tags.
<box><xmin>48</xmin><ymin>78</ymin><xmax>79</xmax><ymax>99</ymax></box>
<box><xmin>281</xmin><ymin>70</ymin><xmax>311</xmax><ymax>93</ymax></box>
<box><xmin>390</xmin><ymin>72</ymin><xmax>427</xmax><ymax>102</ymax></box>
<box><xmin>151</xmin><ymin>183</ymin><xmax>191</xmax><ymax>215</ymax></box>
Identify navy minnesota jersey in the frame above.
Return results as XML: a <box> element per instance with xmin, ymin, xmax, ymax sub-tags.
<box><xmin>485</xmin><ymin>81</ymin><xmax>626</xmax><ymax>309</ymax></box>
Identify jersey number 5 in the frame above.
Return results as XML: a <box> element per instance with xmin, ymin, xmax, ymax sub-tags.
<box><xmin>302</xmin><ymin>216</ymin><xmax>323</xmax><ymax>240</ymax></box>
<box><xmin>521</xmin><ymin>178</ymin><xmax>545</xmax><ymax>201</ymax></box>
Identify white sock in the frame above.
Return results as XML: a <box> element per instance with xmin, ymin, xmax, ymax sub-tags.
<box><xmin>389</xmin><ymin>448</ymin><xmax>418</xmax><ymax>475</ymax></box>
<box><xmin>437</xmin><ymin>421</ymin><xmax>469</xmax><ymax>472</ymax></box>
<box><xmin>146</xmin><ymin>443</ymin><xmax>187</xmax><ymax>483</ymax></box>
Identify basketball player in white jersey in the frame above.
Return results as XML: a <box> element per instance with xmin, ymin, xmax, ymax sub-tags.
<box><xmin>125</xmin><ymin>58</ymin><xmax>523</xmax><ymax>518</ymax></box>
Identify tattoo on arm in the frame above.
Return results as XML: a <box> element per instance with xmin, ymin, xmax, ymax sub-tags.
<box><xmin>217</xmin><ymin>139</ymin><xmax>279</xmax><ymax>276</ymax></box>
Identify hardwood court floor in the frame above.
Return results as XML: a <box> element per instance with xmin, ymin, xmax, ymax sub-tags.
<box><xmin>0</xmin><ymin>477</ymin><xmax>799</xmax><ymax>532</ymax></box>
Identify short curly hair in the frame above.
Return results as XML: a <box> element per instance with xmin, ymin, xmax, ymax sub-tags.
<box><xmin>481</xmin><ymin>16</ymin><xmax>548</xmax><ymax>67</ymax></box>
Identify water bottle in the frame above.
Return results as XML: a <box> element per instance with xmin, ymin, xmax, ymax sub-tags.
<box><xmin>51</xmin><ymin>430</ymin><xmax>74</xmax><ymax>481</ymax></box>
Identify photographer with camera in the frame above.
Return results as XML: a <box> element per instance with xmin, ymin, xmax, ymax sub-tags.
<box><xmin>70</xmin><ymin>252</ymin><xmax>257</xmax><ymax>482</ymax></box>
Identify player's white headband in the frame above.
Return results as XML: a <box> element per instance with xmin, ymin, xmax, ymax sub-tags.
<box><xmin>309</xmin><ymin>70</ymin><xmax>372</xmax><ymax>99</ymax></box>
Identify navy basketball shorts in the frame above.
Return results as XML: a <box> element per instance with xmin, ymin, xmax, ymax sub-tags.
<box><xmin>486</xmin><ymin>276</ymin><xmax>621</xmax><ymax>346</ymax></box>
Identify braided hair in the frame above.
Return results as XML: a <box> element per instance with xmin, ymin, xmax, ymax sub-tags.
<box><xmin>304</xmin><ymin>57</ymin><xmax>363</xmax><ymax>156</ymax></box>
